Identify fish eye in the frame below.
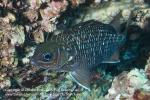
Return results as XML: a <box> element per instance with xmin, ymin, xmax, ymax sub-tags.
<box><xmin>43</xmin><ymin>53</ymin><xmax>53</xmax><ymax>61</ymax></box>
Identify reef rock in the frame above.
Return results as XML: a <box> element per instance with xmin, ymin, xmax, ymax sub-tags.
<box><xmin>105</xmin><ymin>68</ymin><xmax>150</xmax><ymax>100</ymax></box>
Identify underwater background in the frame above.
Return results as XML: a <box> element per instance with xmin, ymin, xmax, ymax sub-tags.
<box><xmin>0</xmin><ymin>0</ymin><xmax>150</xmax><ymax>100</ymax></box>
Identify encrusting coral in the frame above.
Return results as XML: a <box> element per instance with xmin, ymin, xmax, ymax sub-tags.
<box><xmin>24</xmin><ymin>0</ymin><xmax>68</xmax><ymax>43</ymax></box>
<box><xmin>0</xmin><ymin>15</ymin><xmax>24</xmax><ymax>89</ymax></box>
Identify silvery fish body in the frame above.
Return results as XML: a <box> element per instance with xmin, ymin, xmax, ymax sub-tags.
<box><xmin>31</xmin><ymin>20</ymin><xmax>125</xmax><ymax>91</ymax></box>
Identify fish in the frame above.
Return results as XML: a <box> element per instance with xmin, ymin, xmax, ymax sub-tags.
<box><xmin>31</xmin><ymin>20</ymin><xmax>125</xmax><ymax>91</ymax></box>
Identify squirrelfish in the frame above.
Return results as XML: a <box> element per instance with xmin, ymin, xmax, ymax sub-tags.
<box><xmin>31</xmin><ymin>20</ymin><xmax>125</xmax><ymax>91</ymax></box>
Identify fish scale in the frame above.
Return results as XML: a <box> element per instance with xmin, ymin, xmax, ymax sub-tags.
<box><xmin>57</xmin><ymin>20</ymin><xmax>124</xmax><ymax>67</ymax></box>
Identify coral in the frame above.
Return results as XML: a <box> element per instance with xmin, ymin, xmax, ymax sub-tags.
<box><xmin>27</xmin><ymin>0</ymin><xmax>49</xmax><ymax>9</ymax></box>
<box><xmin>133</xmin><ymin>89</ymin><xmax>150</xmax><ymax>100</ymax></box>
<box><xmin>0</xmin><ymin>0</ymin><xmax>12</xmax><ymax>8</ymax></box>
<box><xmin>14</xmin><ymin>72</ymin><xmax>74</xmax><ymax>99</ymax></box>
<box><xmin>0</xmin><ymin>18</ymin><xmax>23</xmax><ymax>89</ymax></box>
<box><xmin>70</xmin><ymin>0</ymin><xmax>86</xmax><ymax>7</ymax></box>
<box><xmin>23</xmin><ymin>9</ymin><xmax>39</xmax><ymax>23</ymax></box>
<box><xmin>0</xmin><ymin>12</ymin><xmax>16</xmax><ymax>23</ymax></box>
<box><xmin>132</xmin><ymin>8</ymin><xmax>150</xmax><ymax>29</ymax></box>
<box><xmin>0</xmin><ymin>73</ymin><xmax>11</xmax><ymax>89</ymax></box>
<box><xmin>105</xmin><ymin>68</ymin><xmax>150</xmax><ymax>100</ymax></box>
<box><xmin>39</xmin><ymin>0</ymin><xmax>68</xmax><ymax>33</ymax></box>
<box><xmin>32</xmin><ymin>27</ymin><xmax>45</xmax><ymax>43</ymax></box>
<box><xmin>22</xmin><ymin>47</ymin><xmax>36</xmax><ymax>64</ymax></box>
<box><xmin>23</xmin><ymin>0</ymin><xmax>68</xmax><ymax>43</ymax></box>
<box><xmin>40</xmin><ymin>0</ymin><xmax>68</xmax><ymax>19</ymax></box>
<box><xmin>40</xmin><ymin>19</ymin><xmax>57</xmax><ymax>33</ymax></box>
<box><xmin>76</xmin><ymin>2</ymin><xmax>121</xmax><ymax>24</ymax></box>
<box><xmin>133</xmin><ymin>0</ymin><xmax>145</xmax><ymax>4</ymax></box>
<box><xmin>11</xmin><ymin>25</ymin><xmax>25</xmax><ymax>45</ymax></box>
<box><xmin>74</xmin><ymin>0</ymin><xmax>150</xmax><ymax>29</ymax></box>
<box><xmin>0</xmin><ymin>8</ymin><xmax>27</xmax><ymax>89</ymax></box>
<box><xmin>145</xmin><ymin>53</ymin><xmax>150</xmax><ymax>79</ymax></box>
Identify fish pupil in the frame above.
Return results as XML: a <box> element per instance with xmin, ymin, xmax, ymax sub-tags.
<box><xmin>43</xmin><ymin>53</ymin><xmax>52</xmax><ymax>61</ymax></box>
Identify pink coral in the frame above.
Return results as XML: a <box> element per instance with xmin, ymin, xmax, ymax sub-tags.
<box><xmin>40</xmin><ymin>0</ymin><xmax>68</xmax><ymax>20</ymax></box>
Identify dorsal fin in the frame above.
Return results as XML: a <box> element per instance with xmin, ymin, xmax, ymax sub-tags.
<box><xmin>110</xmin><ymin>11</ymin><xmax>122</xmax><ymax>33</ymax></box>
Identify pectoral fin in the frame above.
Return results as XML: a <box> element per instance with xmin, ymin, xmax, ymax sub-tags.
<box><xmin>69</xmin><ymin>62</ymin><xmax>91</xmax><ymax>91</ymax></box>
